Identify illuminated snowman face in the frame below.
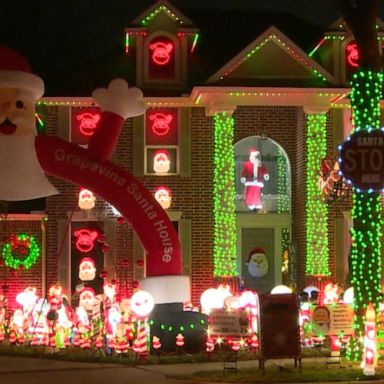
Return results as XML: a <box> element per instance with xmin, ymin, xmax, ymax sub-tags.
<box><xmin>130</xmin><ymin>290</ymin><xmax>154</xmax><ymax>318</ymax></box>
<box><xmin>79</xmin><ymin>258</ymin><xmax>96</xmax><ymax>281</ymax></box>
<box><xmin>247</xmin><ymin>252</ymin><xmax>268</xmax><ymax>278</ymax></box>
<box><xmin>153</xmin><ymin>151</ymin><xmax>170</xmax><ymax>173</ymax></box>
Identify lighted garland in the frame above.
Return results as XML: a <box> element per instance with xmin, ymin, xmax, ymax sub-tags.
<box><xmin>277</xmin><ymin>147</ymin><xmax>290</xmax><ymax>213</ymax></box>
<box><xmin>213</xmin><ymin>112</ymin><xmax>237</xmax><ymax>277</ymax></box>
<box><xmin>305</xmin><ymin>114</ymin><xmax>330</xmax><ymax>276</ymax></box>
<box><xmin>2</xmin><ymin>233</ymin><xmax>40</xmax><ymax>270</ymax></box>
<box><xmin>346</xmin><ymin>70</ymin><xmax>383</xmax><ymax>361</ymax></box>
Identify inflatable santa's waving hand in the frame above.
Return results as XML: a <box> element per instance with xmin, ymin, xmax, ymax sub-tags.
<box><xmin>0</xmin><ymin>44</ymin><xmax>58</xmax><ymax>201</ymax></box>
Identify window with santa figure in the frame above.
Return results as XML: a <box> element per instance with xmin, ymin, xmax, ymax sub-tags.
<box><xmin>70</xmin><ymin>106</ymin><xmax>102</xmax><ymax>146</ymax></box>
<box><xmin>235</xmin><ymin>136</ymin><xmax>291</xmax><ymax>213</ymax></box>
<box><xmin>71</xmin><ymin>221</ymin><xmax>104</xmax><ymax>295</ymax></box>
<box><xmin>147</xmin><ymin>35</ymin><xmax>176</xmax><ymax>80</ymax></box>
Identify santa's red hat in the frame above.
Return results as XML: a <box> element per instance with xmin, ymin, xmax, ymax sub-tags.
<box><xmin>248</xmin><ymin>148</ymin><xmax>260</xmax><ymax>155</ymax></box>
<box><xmin>0</xmin><ymin>44</ymin><xmax>44</xmax><ymax>100</ymax></box>
<box><xmin>79</xmin><ymin>257</ymin><xmax>96</xmax><ymax>267</ymax></box>
<box><xmin>247</xmin><ymin>247</ymin><xmax>265</xmax><ymax>262</ymax></box>
<box><xmin>154</xmin><ymin>149</ymin><xmax>170</xmax><ymax>161</ymax></box>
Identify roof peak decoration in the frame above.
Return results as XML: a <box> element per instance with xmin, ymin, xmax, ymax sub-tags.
<box><xmin>133</xmin><ymin>0</ymin><xmax>194</xmax><ymax>27</ymax></box>
<box><xmin>328</xmin><ymin>17</ymin><xmax>384</xmax><ymax>33</ymax></box>
<box><xmin>206</xmin><ymin>26</ymin><xmax>336</xmax><ymax>85</ymax></box>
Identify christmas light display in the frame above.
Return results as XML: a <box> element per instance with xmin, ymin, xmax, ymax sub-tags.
<box><xmin>153</xmin><ymin>149</ymin><xmax>171</xmax><ymax>173</ymax></box>
<box><xmin>362</xmin><ymin>303</ymin><xmax>377</xmax><ymax>376</ymax></box>
<box><xmin>346</xmin><ymin>42</ymin><xmax>359</xmax><ymax>68</ymax></box>
<box><xmin>277</xmin><ymin>147</ymin><xmax>290</xmax><ymax>213</ymax></box>
<box><xmin>154</xmin><ymin>186</ymin><xmax>172</xmax><ymax>209</ymax></box>
<box><xmin>305</xmin><ymin>114</ymin><xmax>330</xmax><ymax>276</ymax></box>
<box><xmin>76</xmin><ymin>112</ymin><xmax>101</xmax><ymax>136</ymax></box>
<box><xmin>79</xmin><ymin>257</ymin><xmax>97</xmax><ymax>281</ymax></box>
<box><xmin>78</xmin><ymin>188</ymin><xmax>96</xmax><ymax>210</ymax></box>
<box><xmin>73</xmin><ymin>228</ymin><xmax>98</xmax><ymax>253</ymax></box>
<box><xmin>347</xmin><ymin>70</ymin><xmax>383</xmax><ymax>361</ymax></box>
<box><xmin>149</xmin><ymin>112</ymin><xmax>173</xmax><ymax>136</ymax></box>
<box><xmin>2</xmin><ymin>233</ymin><xmax>40</xmax><ymax>270</ymax></box>
<box><xmin>149</xmin><ymin>41</ymin><xmax>173</xmax><ymax>65</ymax></box>
<box><xmin>140</xmin><ymin>4</ymin><xmax>184</xmax><ymax>26</ymax></box>
<box><xmin>213</xmin><ymin>113</ymin><xmax>237</xmax><ymax>277</ymax></box>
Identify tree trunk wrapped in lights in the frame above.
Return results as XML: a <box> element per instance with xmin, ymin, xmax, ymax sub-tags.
<box><xmin>335</xmin><ymin>0</ymin><xmax>383</xmax><ymax>361</ymax></box>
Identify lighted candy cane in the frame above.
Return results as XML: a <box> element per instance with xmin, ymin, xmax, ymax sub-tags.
<box><xmin>130</xmin><ymin>290</ymin><xmax>155</xmax><ymax>359</ymax></box>
<box><xmin>362</xmin><ymin>303</ymin><xmax>377</xmax><ymax>376</ymax></box>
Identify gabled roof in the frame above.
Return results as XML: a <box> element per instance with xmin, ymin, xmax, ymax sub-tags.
<box><xmin>132</xmin><ymin>0</ymin><xmax>194</xmax><ymax>27</ymax></box>
<box><xmin>327</xmin><ymin>17</ymin><xmax>384</xmax><ymax>33</ymax></box>
<box><xmin>206</xmin><ymin>26</ymin><xmax>336</xmax><ymax>87</ymax></box>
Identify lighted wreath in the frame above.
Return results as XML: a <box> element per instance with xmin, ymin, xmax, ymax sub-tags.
<box><xmin>2</xmin><ymin>233</ymin><xmax>40</xmax><ymax>270</ymax></box>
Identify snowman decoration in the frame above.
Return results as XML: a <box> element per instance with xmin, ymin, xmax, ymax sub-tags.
<box><xmin>246</xmin><ymin>248</ymin><xmax>269</xmax><ymax>278</ymax></box>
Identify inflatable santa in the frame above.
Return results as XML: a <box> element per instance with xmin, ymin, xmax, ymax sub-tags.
<box><xmin>240</xmin><ymin>148</ymin><xmax>269</xmax><ymax>211</ymax></box>
<box><xmin>0</xmin><ymin>44</ymin><xmax>58</xmax><ymax>200</ymax></box>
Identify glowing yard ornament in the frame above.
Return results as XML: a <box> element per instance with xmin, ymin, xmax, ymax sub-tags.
<box><xmin>76</xmin><ymin>112</ymin><xmax>100</xmax><ymax>136</ymax></box>
<box><xmin>231</xmin><ymin>340</ymin><xmax>240</xmax><ymax>351</ymax></box>
<box><xmin>74</xmin><ymin>228</ymin><xmax>98</xmax><ymax>253</ymax></box>
<box><xmin>239</xmin><ymin>290</ymin><xmax>258</xmax><ymax>309</ymax></box>
<box><xmin>323</xmin><ymin>283</ymin><xmax>340</xmax><ymax>304</ymax></box>
<box><xmin>346</xmin><ymin>42</ymin><xmax>359</xmax><ymax>68</ymax></box>
<box><xmin>362</xmin><ymin>303</ymin><xmax>377</xmax><ymax>376</ymax></box>
<box><xmin>200</xmin><ymin>285</ymin><xmax>232</xmax><ymax>314</ymax></box>
<box><xmin>206</xmin><ymin>336</ymin><xmax>215</xmax><ymax>352</ymax></box>
<box><xmin>103</xmin><ymin>282</ymin><xmax>117</xmax><ymax>303</ymax></box>
<box><xmin>271</xmin><ymin>285</ymin><xmax>292</xmax><ymax>294</ymax></box>
<box><xmin>343</xmin><ymin>287</ymin><xmax>354</xmax><ymax>304</ymax></box>
<box><xmin>78</xmin><ymin>188</ymin><xmax>96</xmax><ymax>210</ymax></box>
<box><xmin>153</xmin><ymin>149</ymin><xmax>171</xmax><ymax>173</ymax></box>
<box><xmin>152</xmin><ymin>336</ymin><xmax>161</xmax><ymax>350</ymax></box>
<box><xmin>154</xmin><ymin>186</ymin><xmax>172</xmax><ymax>209</ymax></box>
<box><xmin>149</xmin><ymin>41</ymin><xmax>173</xmax><ymax>65</ymax></box>
<box><xmin>176</xmin><ymin>333</ymin><xmax>185</xmax><ymax>347</ymax></box>
<box><xmin>16</xmin><ymin>286</ymin><xmax>38</xmax><ymax>312</ymax></box>
<box><xmin>79</xmin><ymin>257</ymin><xmax>96</xmax><ymax>281</ymax></box>
<box><xmin>79</xmin><ymin>287</ymin><xmax>96</xmax><ymax>311</ymax></box>
<box><xmin>251</xmin><ymin>334</ymin><xmax>259</xmax><ymax>349</ymax></box>
<box><xmin>130</xmin><ymin>290</ymin><xmax>155</xmax><ymax>318</ymax></box>
<box><xmin>149</xmin><ymin>112</ymin><xmax>172</xmax><ymax>136</ymax></box>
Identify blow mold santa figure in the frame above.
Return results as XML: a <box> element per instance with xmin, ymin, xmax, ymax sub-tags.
<box><xmin>0</xmin><ymin>45</ymin><xmax>58</xmax><ymax>200</ymax></box>
<box><xmin>241</xmin><ymin>148</ymin><xmax>269</xmax><ymax>211</ymax></box>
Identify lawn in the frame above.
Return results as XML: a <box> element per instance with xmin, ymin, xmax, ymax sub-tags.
<box><xmin>171</xmin><ymin>360</ymin><xmax>384</xmax><ymax>383</ymax></box>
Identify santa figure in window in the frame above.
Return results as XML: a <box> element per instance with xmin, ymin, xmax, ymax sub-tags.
<box><xmin>240</xmin><ymin>148</ymin><xmax>269</xmax><ymax>211</ymax></box>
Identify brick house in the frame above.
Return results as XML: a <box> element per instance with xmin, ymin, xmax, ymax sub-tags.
<box><xmin>1</xmin><ymin>0</ymin><xmax>383</xmax><ymax>307</ymax></box>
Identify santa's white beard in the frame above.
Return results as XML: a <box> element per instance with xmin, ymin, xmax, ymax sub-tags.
<box><xmin>247</xmin><ymin>260</ymin><xmax>268</xmax><ymax>278</ymax></box>
<box><xmin>0</xmin><ymin>132</ymin><xmax>58</xmax><ymax>200</ymax></box>
<box><xmin>154</xmin><ymin>161</ymin><xmax>170</xmax><ymax>173</ymax></box>
<box><xmin>79</xmin><ymin>269</ymin><xmax>96</xmax><ymax>281</ymax></box>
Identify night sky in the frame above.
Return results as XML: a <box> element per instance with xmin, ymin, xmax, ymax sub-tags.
<box><xmin>0</xmin><ymin>0</ymin><xmax>383</xmax><ymax>95</ymax></box>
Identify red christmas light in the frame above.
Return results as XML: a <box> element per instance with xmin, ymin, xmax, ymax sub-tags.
<box><xmin>76</xmin><ymin>112</ymin><xmax>101</xmax><ymax>136</ymax></box>
<box><xmin>149</xmin><ymin>112</ymin><xmax>173</xmax><ymax>136</ymax></box>
<box><xmin>149</xmin><ymin>41</ymin><xmax>173</xmax><ymax>65</ymax></box>
<box><xmin>73</xmin><ymin>229</ymin><xmax>98</xmax><ymax>253</ymax></box>
<box><xmin>346</xmin><ymin>42</ymin><xmax>359</xmax><ymax>68</ymax></box>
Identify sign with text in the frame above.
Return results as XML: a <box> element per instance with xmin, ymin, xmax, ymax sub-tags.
<box><xmin>209</xmin><ymin>309</ymin><xmax>249</xmax><ymax>338</ymax></box>
<box><xmin>329</xmin><ymin>303</ymin><xmax>354</xmax><ymax>335</ymax></box>
<box><xmin>340</xmin><ymin>130</ymin><xmax>384</xmax><ymax>190</ymax></box>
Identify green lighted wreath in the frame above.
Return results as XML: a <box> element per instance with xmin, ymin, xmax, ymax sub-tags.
<box><xmin>2</xmin><ymin>233</ymin><xmax>40</xmax><ymax>270</ymax></box>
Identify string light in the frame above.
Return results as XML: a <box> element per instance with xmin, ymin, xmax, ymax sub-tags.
<box><xmin>305</xmin><ymin>114</ymin><xmax>330</xmax><ymax>276</ymax></box>
<box><xmin>346</xmin><ymin>70</ymin><xmax>383</xmax><ymax>361</ymax></box>
<box><xmin>140</xmin><ymin>5</ymin><xmax>184</xmax><ymax>26</ymax></box>
<box><xmin>213</xmin><ymin>112</ymin><xmax>237</xmax><ymax>277</ymax></box>
<box><xmin>277</xmin><ymin>147</ymin><xmax>290</xmax><ymax>213</ymax></box>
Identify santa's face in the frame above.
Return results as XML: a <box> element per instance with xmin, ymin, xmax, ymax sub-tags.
<box><xmin>79</xmin><ymin>259</ymin><xmax>96</xmax><ymax>281</ymax></box>
<box><xmin>0</xmin><ymin>88</ymin><xmax>35</xmax><ymax>136</ymax></box>
<box><xmin>249</xmin><ymin>151</ymin><xmax>261</xmax><ymax>166</ymax></box>
<box><xmin>154</xmin><ymin>188</ymin><xmax>171</xmax><ymax>209</ymax></box>
<box><xmin>153</xmin><ymin>154</ymin><xmax>170</xmax><ymax>173</ymax></box>
<box><xmin>79</xmin><ymin>290</ymin><xmax>95</xmax><ymax>311</ymax></box>
<box><xmin>248</xmin><ymin>253</ymin><xmax>268</xmax><ymax>278</ymax></box>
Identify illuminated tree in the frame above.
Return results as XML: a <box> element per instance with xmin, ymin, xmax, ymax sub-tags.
<box><xmin>335</xmin><ymin>0</ymin><xmax>383</xmax><ymax>360</ymax></box>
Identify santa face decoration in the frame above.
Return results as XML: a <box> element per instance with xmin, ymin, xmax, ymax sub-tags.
<box><xmin>76</xmin><ymin>112</ymin><xmax>100</xmax><ymax>136</ymax></box>
<box><xmin>153</xmin><ymin>150</ymin><xmax>171</xmax><ymax>173</ymax></box>
<box><xmin>149</xmin><ymin>42</ymin><xmax>173</xmax><ymax>65</ymax></box>
<box><xmin>154</xmin><ymin>186</ymin><xmax>171</xmax><ymax>209</ymax></box>
<box><xmin>149</xmin><ymin>112</ymin><xmax>172</xmax><ymax>136</ymax></box>
<box><xmin>74</xmin><ymin>229</ymin><xmax>98</xmax><ymax>253</ymax></box>
<box><xmin>79</xmin><ymin>288</ymin><xmax>96</xmax><ymax>311</ymax></box>
<box><xmin>79</xmin><ymin>257</ymin><xmax>96</xmax><ymax>281</ymax></box>
<box><xmin>78</xmin><ymin>188</ymin><xmax>96</xmax><ymax>210</ymax></box>
<box><xmin>247</xmin><ymin>249</ymin><xmax>269</xmax><ymax>278</ymax></box>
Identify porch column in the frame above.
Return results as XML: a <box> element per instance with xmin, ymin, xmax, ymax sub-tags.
<box><xmin>212</xmin><ymin>107</ymin><xmax>238</xmax><ymax>281</ymax></box>
<box><xmin>304</xmin><ymin>108</ymin><xmax>331</xmax><ymax>280</ymax></box>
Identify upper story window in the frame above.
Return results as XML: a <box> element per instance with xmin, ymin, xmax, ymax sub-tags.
<box><xmin>70</xmin><ymin>106</ymin><xmax>101</xmax><ymax>146</ymax></box>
